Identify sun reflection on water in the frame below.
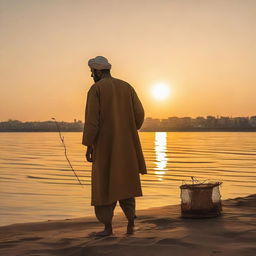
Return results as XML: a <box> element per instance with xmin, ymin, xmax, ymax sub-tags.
<box><xmin>154</xmin><ymin>132</ymin><xmax>167</xmax><ymax>180</ymax></box>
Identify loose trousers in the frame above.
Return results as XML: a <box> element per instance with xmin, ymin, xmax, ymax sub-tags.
<box><xmin>94</xmin><ymin>197</ymin><xmax>135</xmax><ymax>224</ymax></box>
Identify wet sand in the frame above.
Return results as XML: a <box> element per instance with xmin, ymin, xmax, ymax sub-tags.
<box><xmin>0</xmin><ymin>194</ymin><xmax>255</xmax><ymax>256</ymax></box>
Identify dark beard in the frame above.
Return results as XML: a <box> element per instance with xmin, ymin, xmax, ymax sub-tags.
<box><xmin>93</xmin><ymin>73</ymin><xmax>101</xmax><ymax>82</ymax></box>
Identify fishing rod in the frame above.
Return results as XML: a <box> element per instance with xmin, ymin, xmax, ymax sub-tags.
<box><xmin>51</xmin><ymin>117</ymin><xmax>84</xmax><ymax>187</ymax></box>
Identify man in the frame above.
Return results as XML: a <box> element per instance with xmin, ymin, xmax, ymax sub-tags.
<box><xmin>82</xmin><ymin>56</ymin><xmax>147</xmax><ymax>236</ymax></box>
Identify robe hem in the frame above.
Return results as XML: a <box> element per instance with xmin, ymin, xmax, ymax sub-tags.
<box><xmin>91</xmin><ymin>194</ymin><xmax>143</xmax><ymax>206</ymax></box>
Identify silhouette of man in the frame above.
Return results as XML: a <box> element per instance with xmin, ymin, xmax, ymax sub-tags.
<box><xmin>82</xmin><ymin>56</ymin><xmax>147</xmax><ymax>236</ymax></box>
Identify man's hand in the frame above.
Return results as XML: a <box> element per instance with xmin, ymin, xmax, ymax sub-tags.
<box><xmin>86</xmin><ymin>146</ymin><xmax>93</xmax><ymax>162</ymax></box>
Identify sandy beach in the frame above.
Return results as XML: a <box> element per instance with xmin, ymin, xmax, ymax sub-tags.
<box><xmin>0</xmin><ymin>194</ymin><xmax>255</xmax><ymax>256</ymax></box>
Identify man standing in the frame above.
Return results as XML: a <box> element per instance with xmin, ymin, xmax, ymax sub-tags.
<box><xmin>82</xmin><ymin>56</ymin><xmax>147</xmax><ymax>236</ymax></box>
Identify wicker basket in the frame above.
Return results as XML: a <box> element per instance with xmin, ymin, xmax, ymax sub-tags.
<box><xmin>180</xmin><ymin>180</ymin><xmax>222</xmax><ymax>218</ymax></box>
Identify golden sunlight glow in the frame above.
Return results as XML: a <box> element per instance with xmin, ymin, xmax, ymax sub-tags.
<box><xmin>151</xmin><ymin>83</ymin><xmax>171</xmax><ymax>100</ymax></box>
<box><xmin>154</xmin><ymin>132</ymin><xmax>167</xmax><ymax>181</ymax></box>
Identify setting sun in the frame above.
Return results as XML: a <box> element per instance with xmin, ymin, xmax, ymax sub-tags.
<box><xmin>151</xmin><ymin>83</ymin><xmax>171</xmax><ymax>100</ymax></box>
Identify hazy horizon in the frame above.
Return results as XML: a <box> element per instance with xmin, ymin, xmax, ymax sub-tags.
<box><xmin>1</xmin><ymin>113</ymin><xmax>256</xmax><ymax>123</ymax></box>
<box><xmin>1</xmin><ymin>0</ymin><xmax>256</xmax><ymax>121</ymax></box>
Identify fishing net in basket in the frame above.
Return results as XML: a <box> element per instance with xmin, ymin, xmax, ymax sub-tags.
<box><xmin>180</xmin><ymin>177</ymin><xmax>222</xmax><ymax>218</ymax></box>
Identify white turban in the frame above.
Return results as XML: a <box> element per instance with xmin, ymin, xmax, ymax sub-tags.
<box><xmin>88</xmin><ymin>56</ymin><xmax>112</xmax><ymax>70</ymax></box>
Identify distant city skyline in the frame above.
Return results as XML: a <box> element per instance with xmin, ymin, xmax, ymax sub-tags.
<box><xmin>1</xmin><ymin>113</ymin><xmax>256</xmax><ymax>123</ymax></box>
<box><xmin>1</xmin><ymin>115</ymin><xmax>256</xmax><ymax>132</ymax></box>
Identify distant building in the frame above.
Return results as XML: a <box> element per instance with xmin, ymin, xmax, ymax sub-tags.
<box><xmin>249</xmin><ymin>116</ymin><xmax>256</xmax><ymax>127</ymax></box>
<box><xmin>141</xmin><ymin>117</ymin><xmax>161</xmax><ymax>131</ymax></box>
<box><xmin>180</xmin><ymin>117</ymin><xmax>192</xmax><ymax>128</ymax></box>
<box><xmin>206</xmin><ymin>116</ymin><xmax>217</xmax><ymax>128</ymax></box>
<box><xmin>193</xmin><ymin>116</ymin><xmax>205</xmax><ymax>128</ymax></box>
<box><xmin>218</xmin><ymin>116</ymin><xmax>232</xmax><ymax>128</ymax></box>
<box><xmin>233</xmin><ymin>117</ymin><xmax>249</xmax><ymax>127</ymax></box>
<box><xmin>166</xmin><ymin>116</ymin><xmax>180</xmax><ymax>129</ymax></box>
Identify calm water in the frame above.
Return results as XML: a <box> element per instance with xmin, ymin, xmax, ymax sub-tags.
<box><xmin>0</xmin><ymin>132</ymin><xmax>255</xmax><ymax>226</ymax></box>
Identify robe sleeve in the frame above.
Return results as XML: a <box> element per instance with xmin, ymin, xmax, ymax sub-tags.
<box><xmin>131</xmin><ymin>87</ymin><xmax>145</xmax><ymax>130</ymax></box>
<box><xmin>82</xmin><ymin>85</ymin><xmax>100</xmax><ymax>146</ymax></box>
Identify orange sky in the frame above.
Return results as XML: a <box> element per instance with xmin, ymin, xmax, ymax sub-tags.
<box><xmin>0</xmin><ymin>0</ymin><xmax>256</xmax><ymax>121</ymax></box>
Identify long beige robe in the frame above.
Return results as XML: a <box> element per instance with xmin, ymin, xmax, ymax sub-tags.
<box><xmin>82</xmin><ymin>77</ymin><xmax>147</xmax><ymax>206</ymax></box>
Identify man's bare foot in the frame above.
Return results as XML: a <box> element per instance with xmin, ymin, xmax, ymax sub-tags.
<box><xmin>126</xmin><ymin>219</ymin><xmax>135</xmax><ymax>235</ymax></box>
<box><xmin>93</xmin><ymin>229</ymin><xmax>113</xmax><ymax>237</ymax></box>
<box><xmin>93</xmin><ymin>223</ymin><xmax>113</xmax><ymax>237</ymax></box>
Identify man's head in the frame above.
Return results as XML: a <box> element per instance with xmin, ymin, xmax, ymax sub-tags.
<box><xmin>88</xmin><ymin>56</ymin><xmax>111</xmax><ymax>82</ymax></box>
